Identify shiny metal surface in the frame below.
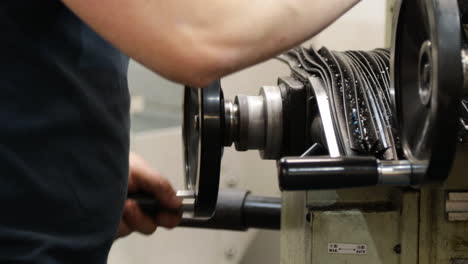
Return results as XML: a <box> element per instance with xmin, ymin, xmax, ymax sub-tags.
<box><xmin>376</xmin><ymin>160</ymin><xmax>413</xmax><ymax>185</ymax></box>
<box><xmin>260</xmin><ymin>86</ymin><xmax>283</xmax><ymax>159</ymax></box>
<box><xmin>223</xmin><ymin>99</ymin><xmax>239</xmax><ymax>147</ymax></box>
<box><xmin>276</xmin><ymin>53</ymin><xmax>331</xmax><ymax>157</ymax></box>
<box><xmin>308</xmin><ymin>77</ymin><xmax>341</xmax><ymax>157</ymax></box>
<box><xmin>235</xmin><ymin>95</ymin><xmax>266</xmax><ymax>151</ymax></box>
<box><xmin>300</xmin><ymin>143</ymin><xmax>322</xmax><ymax>158</ymax></box>
<box><xmin>461</xmin><ymin>118</ymin><xmax>468</xmax><ymax>131</ymax></box>
<box><xmin>183</xmin><ymin>87</ymin><xmax>200</xmax><ymax>194</ymax></box>
<box><xmin>461</xmin><ymin>100</ymin><xmax>468</xmax><ymax>143</ymax></box>
<box><xmin>229</xmin><ymin>86</ymin><xmax>283</xmax><ymax>159</ymax></box>
<box><xmin>177</xmin><ymin>190</ymin><xmax>196</xmax><ymax>218</ymax></box>
<box><xmin>462</xmin><ymin>49</ymin><xmax>468</xmax><ymax>95</ymax></box>
<box><xmin>278</xmin><ymin>50</ymin><xmax>345</xmax><ymax>156</ymax></box>
<box><xmin>418</xmin><ymin>40</ymin><xmax>433</xmax><ymax>106</ymax></box>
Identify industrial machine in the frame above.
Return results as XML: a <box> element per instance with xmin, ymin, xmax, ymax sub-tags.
<box><xmin>132</xmin><ymin>0</ymin><xmax>468</xmax><ymax>262</ymax></box>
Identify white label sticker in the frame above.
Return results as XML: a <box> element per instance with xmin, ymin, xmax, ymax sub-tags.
<box><xmin>328</xmin><ymin>243</ymin><xmax>367</xmax><ymax>255</ymax></box>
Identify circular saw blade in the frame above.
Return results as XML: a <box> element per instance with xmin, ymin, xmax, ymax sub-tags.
<box><xmin>391</xmin><ymin>0</ymin><xmax>463</xmax><ymax>183</ymax></box>
<box><xmin>183</xmin><ymin>81</ymin><xmax>223</xmax><ymax>218</ymax></box>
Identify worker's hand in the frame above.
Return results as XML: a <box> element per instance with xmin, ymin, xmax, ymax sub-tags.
<box><xmin>116</xmin><ymin>152</ymin><xmax>182</xmax><ymax>239</ymax></box>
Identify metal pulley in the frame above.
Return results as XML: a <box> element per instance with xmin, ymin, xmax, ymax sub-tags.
<box><xmin>391</xmin><ymin>0</ymin><xmax>463</xmax><ymax>184</ymax></box>
<box><xmin>224</xmin><ymin>86</ymin><xmax>284</xmax><ymax>159</ymax></box>
<box><xmin>182</xmin><ymin>80</ymin><xmax>286</xmax><ymax>216</ymax></box>
<box><xmin>127</xmin><ymin>82</ymin><xmax>224</xmax><ymax>219</ymax></box>
<box><xmin>183</xmin><ymin>81</ymin><xmax>224</xmax><ymax>217</ymax></box>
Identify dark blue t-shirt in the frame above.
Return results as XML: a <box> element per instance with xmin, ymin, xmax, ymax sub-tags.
<box><xmin>0</xmin><ymin>2</ymin><xmax>130</xmax><ymax>263</ymax></box>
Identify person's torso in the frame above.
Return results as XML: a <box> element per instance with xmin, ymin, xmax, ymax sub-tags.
<box><xmin>0</xmin><ymin>2</ymin><xmax>130</xmax><ymax>263</ymax></box>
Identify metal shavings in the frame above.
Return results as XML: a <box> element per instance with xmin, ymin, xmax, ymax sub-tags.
<box><xmin>281</xmin><ymin>47</ymin><xmax>397</xmax><ymax>159</ymax></box>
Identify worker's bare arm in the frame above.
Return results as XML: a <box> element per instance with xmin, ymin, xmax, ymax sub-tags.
<box><xmin>62</xmin><ymin>0</ymin><xmax>360</xmax><ymax>87</ymax></box>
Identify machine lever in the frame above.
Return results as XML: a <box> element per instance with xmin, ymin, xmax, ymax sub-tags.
<box><xmin>128</xmin><ymin>190</ymin><xmax>195</xmax><ymax>216</ymax></box>
<box><xmin>278</xmin><ymin>156</ymin><xmax>380</xmax><ymax>190</ymax></box>
<box><xmin>129</xmin><ymin>190</ymin><xmax>281</xmax><ymax>231</ymax></box>
<box><xmin>180</xmin><ymin>189</ymin><xmax>281</xmax><ymax>231</ymax></box>
<box><xmin>278</xmin><ymin>156</ymin><xmax>416</xmax><ymax>190</ymax></box>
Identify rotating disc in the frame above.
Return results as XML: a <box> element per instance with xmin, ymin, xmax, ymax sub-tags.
<box><xmin>183</xmin><ymin>80</ymin><xmax>223</xmax><ymax>217</ymax></box>
<box><xmin>391</xmin><ymin>0</ymin><xmax>463</xmax><ymax>183</ymax></box>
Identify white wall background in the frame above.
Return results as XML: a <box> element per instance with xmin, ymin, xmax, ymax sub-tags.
<box><xmin>109</xmin><ymin>1</ymin><xmax>387</xmax><ymax>263</ymax></box>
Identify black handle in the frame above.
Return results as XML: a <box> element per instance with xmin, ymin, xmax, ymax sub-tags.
<box><xmin>127</xmin><ymin>192</ymin><xmax>181</xmax><ymax>215</ymax></box>
<box><xmin>129</xmin><ymin>190</ymin><xmax>281</xmax><ymax>231</ymax></box>
<box><xmin>278</xmin><ymin>156</ymin><xmax>379</xmax><ymax>190</ymax></box>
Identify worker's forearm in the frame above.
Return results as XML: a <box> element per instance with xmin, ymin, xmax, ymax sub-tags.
<box><xmin>62</xmin><ymin>0</ymin><xmax>360</xmax><ymax>87</ymax></box>
<box><xmin>191</xmin><ymin>0</ymin><xmax>360</xmax><ymax>78</ymax></box>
